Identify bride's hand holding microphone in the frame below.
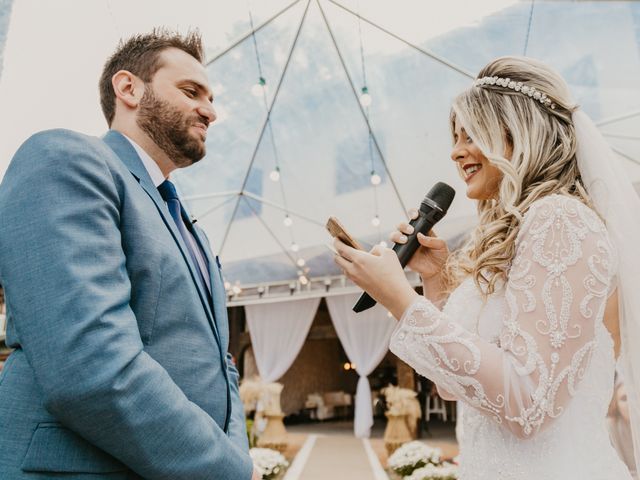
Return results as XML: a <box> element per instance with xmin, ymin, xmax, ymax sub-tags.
<box><xmin>391</xmin><ymin>208</ymin><xmax>450</xmax><ymax>281</ymax></box>
<box><xmin>391</xmin><ymin>208</ymin><xmax>450</xmax><ymax>307</ymax></box>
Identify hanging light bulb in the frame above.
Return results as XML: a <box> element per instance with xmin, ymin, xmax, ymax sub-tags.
<box><xmin>251</xmin><ymin>76</ymin><xmax>266</xmax><ymax>97</ymax></box>
<box><xmin>359</xmin><ymin>86</ymin><xmax>372</xmax><ymax>107</ymax></box>
<box><xmin>299</xmin><ymin>275</ymin><xmax>309</xmax><ymax>286</ymax></box>
<box><xmin>269</xmin><ymin>166</ymin><xmax>280</xmax><ymax>182</ymax></box>
<box><xmin>283</xmin><ymin>215</ymin><xmax>293</xmax><ymax>227</ymax></box>
<box><xmin>296</xmin><ymin>258</ymin><xmax>306</xmax><ymax>267</ymax></box>
<box><xmin>370</xmin><ymin>171</ymin><xmax>381</xmax><ymax>186</ymax></box>
<box><xmin>371</xmin><ymin>215</ymin><xmax>380</xmax><ymax>227</ymax></box>
<box><xmin>291</xmin><ymin>242</ymin><xmax>299</xmax><ymax>252</ymax></box>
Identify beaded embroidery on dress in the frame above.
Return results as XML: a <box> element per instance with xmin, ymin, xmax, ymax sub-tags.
<box><xmin>390</xmin><ymin>194</ymin><xmax>632</xmax><ymax>479</ymax></box>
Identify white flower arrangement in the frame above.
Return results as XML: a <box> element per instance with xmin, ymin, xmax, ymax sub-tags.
<box><xmin>250</xmin><ymin>447</ymin><xmax>289</xmax><ymax>480</ymax></box>
<box><xmin>387</xmin><ymin>441</ymin><xmax>442</xmax><ymax>477</ymax></box>
<box><xmin>405</xmin><ymin>462</ymin><xmax>458</xmax><ymax>480</ymax></box>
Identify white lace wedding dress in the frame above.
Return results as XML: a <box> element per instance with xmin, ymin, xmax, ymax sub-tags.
<box><xmin>390</xmin><ymin>194</ymin><xmax>633</xmax><ymax>479</ymax></box>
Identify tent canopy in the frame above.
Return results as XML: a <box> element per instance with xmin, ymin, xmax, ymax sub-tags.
<box><xmin>1</xmin><ymin>0</ymin><xmax>639</xmax><ymax>294</ymax></box>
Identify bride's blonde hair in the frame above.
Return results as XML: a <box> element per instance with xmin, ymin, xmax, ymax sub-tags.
<box><xmin>443</xmin><ymin>56</ymin><xmax>591</xmax><ymax>296</ymax></box>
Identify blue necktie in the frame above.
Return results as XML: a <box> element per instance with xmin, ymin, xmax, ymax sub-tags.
<box><xmin>157</xmin><ymin>180</ymin><xmax>210</xmax><ymax>296</ymax></box>
<box><xmin>158</xmin><ymin>182</ymin><xmax>229</xmax><ymax>431</ymax></box>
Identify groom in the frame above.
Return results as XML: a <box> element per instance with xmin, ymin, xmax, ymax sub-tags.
<box><xmin>0</xmin><ymin>29</ymin><xmax>258</xmax><ymax>479</ymax></box>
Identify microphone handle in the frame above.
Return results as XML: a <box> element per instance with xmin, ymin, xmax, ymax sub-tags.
<box><xmin>352</xmin><ymin>207</ymin><xmax>444</xmax><ymax>313</ymax></box>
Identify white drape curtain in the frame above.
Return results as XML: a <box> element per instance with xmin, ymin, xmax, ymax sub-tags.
<box><xmin>245</xmin><ymin>297</ymin><xmax>320</xmax><ymax>383</ymax></box>
<box><xmin>326</xmin><ymin>293</ymin><xmax>398</xmax><ymax>438</ymax></box>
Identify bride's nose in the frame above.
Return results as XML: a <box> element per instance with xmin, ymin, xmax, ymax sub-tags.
<box><xmin>450</xmin><ymin>142</ymin><xmax>467</xmax><ymax>163</ymax></box>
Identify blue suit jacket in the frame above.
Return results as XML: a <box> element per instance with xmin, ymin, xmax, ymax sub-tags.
<box><xmin>0</xmin><ymin>129</ymin><xmax>252</xmax><ymax>479</ymax></box>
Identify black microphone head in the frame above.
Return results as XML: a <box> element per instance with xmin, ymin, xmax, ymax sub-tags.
<box><xmin>422</xmin><ymin>182</ymin><xmax>456</xmax><ymax>213</ymax></box>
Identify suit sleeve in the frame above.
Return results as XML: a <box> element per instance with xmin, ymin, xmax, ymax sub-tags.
<box><xmin>226</xmin><ymin>353</ymin><xmax>250</xmax><ymax>452</ymax></box>
<box><xmin>0</xmin><ymin>131</ymin><xmax>253</xmax><ymax>479</ymax></box>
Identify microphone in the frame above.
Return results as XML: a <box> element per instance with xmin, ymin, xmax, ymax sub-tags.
<box><xmin>352</xmin><ymin>182</ymin><xmax>456</xmax><ymax>313</ymax></box>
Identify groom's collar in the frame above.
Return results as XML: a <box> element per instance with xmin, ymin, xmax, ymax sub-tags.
<box><xmin>121</xmin><ymin>134</ymin><xmax>166</xmax><ymax>188</ymax></box>
<box><xmin>102</xmin><ymin>130</ymin><xmax>155</xmax><ymax>190</ymax></box>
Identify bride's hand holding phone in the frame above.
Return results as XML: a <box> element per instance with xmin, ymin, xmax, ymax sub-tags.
<box><xmin>332</xmin><ymin>238</ymin><xmax>418</xmax><ymax>319</ymax></box>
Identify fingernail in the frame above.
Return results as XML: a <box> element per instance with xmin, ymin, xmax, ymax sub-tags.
<box><xmin>407</xmin><ymin>226</ymin><xmax>414</xmax><ymax>234</ymax></box>
<box><xmin>400</xmin><ymin>235</ymin><xmax>407</xmax><ymax>242</ymax></box>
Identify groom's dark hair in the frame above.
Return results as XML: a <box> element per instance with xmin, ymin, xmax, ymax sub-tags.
<box><xmin>99</xmin><ymin>28</ymin><xmax>204</xmax><ymax>126</ymax></box>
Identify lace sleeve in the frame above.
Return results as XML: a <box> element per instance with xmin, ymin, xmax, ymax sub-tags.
<box><xmin>389</xmin><ymin>195</ymin><xmax>616</xmax><ymax>438</ymax></box>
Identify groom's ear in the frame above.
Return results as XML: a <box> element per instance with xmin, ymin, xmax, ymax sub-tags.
<box><xmin>112</xmin><ymin>70</ymin><xmax>145</xmax><ymax>111</ymax></box>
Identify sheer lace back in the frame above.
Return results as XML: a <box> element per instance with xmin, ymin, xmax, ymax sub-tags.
<box><xmin>392</xmin><ymin>194</ymin><xmax>617</xmax><ymax>437</ymax></box>
<box><xmin>390</xmin><ymin>194</ymin><xmax>632</xmax><ymax>479</ymax></box>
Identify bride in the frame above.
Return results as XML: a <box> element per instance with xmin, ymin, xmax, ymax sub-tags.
<box><xmin>333</xmin><ymin>56</ymin><xmax>638</xmax><ymax>479</ymax></box>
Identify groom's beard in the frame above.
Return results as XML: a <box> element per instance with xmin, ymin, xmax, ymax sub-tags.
<box><xmin>137</xmin><ymin>87</ymin><xmax>207</xmax><ymax>168</ymax></box>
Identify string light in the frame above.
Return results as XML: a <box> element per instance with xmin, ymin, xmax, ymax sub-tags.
<box><xmin>283</xmin><ymin>215</ymin><xmax>293</xmax><ymax>227</ymax></box>
<box><xmin>299</xmin><ymin>275</ymin><xmax>309</xmax><ymax>286</ymax></box>
<box><xmin>359</xmin><ymin>86</ymin><xmax>372</xmax><ymax>107</ymax></box>
<box><xmin>291</xmin><ymin>242</ymin><xmax>299</xmax><ymax>252</ymax></box>
<box><xmin>296</xmin><ymin>258</ymin><xmax>306</xmax><ymax>267</ymax></box>
<box><xmin>379</xmin><ymin>241</ymin><xmax>388</xmax><ymax>248</ymax></box>
<box><xmin>269</xmin><ymin>166</ymin><xmax>280</xmax><ymax>182</ymax></box>
<box><xmin>356</xmin><ymin>9</ymin><xmax>383</xmax><ymax>245</ymax></box>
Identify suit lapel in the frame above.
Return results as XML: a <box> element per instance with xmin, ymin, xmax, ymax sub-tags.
<box><xmin>102</xmin><ymin>130</ymin><xmax>219</xmax><ymax>338</ymax></box>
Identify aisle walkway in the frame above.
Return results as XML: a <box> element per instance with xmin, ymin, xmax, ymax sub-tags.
<box><xmin>284</xmin><ymin>434</ymin><xmax>386</xmax><ymax>480</ymax></box>
<box><xmin>282</xmin><ymin>420</ymin><xmax>457</xmax><ymax>480</ymax></box>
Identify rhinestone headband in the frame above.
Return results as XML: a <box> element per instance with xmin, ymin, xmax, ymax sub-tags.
<box><xmin>474</xmin><ymin>76</ymin><xmax>556</xmax><ymax>110</ymax></box>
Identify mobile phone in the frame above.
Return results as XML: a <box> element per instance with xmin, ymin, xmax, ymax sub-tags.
<box><xmin>325</xmin><ymin>216</ymin><xmax>364</xmax><ymax>250</ymax></box>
